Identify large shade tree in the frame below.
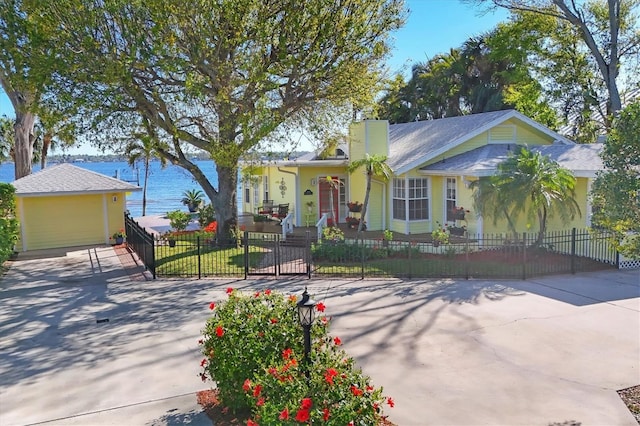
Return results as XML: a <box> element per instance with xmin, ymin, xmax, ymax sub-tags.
<box><xmin>29</xmin><ymin>0</ymin><xmax>405</xmax><ymax>240</ymax></box>
<box><xmin>470</xmin><ymin>0</ymin><xmax>640</xmax><ymax>121</ymax></box>
<box><xmin>591</xmin><ymin>101</ymin><xmax>640</xmax><ymax>258</ymax></box>
<box><xmin>473</xmin><ymin>147</ymin><xmax>581</xmax><ymax>244</ymax></box>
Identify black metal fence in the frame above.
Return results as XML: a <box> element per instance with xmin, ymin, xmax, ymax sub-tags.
<box><xmin>124</xmin><ymin>213</ymin><xmax>156</xmax><ymax>278</ymax></box>
<box><xmin>311</xmin><ymin>229</ymin><xmax>618</xmax><ymax>279</ymax></box>
<box><xmin>123</xmin><ymin>216</ymin><xmax>620</xmax><ymax>280</ymax></box>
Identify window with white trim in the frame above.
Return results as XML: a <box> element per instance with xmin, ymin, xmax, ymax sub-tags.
<box><xmin>253</xmin><ymin>182</ymin><xmax>259</xmax><ymax>207</ymax></box>
<box><xmin>392</xmin><ymin>178</ymin><xmax>429</xmax><ymax>220</ymax></box>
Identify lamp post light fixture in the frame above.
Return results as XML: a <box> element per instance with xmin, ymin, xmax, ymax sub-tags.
<box><xmin>296</xmin><ymin>287</ymin><xmax>316</xmax><ymax>373</ymax></box>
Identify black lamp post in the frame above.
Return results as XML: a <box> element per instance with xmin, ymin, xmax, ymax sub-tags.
<box><xmin>296</xmin><ymin>287</ymin><xmax>316</xmax><ymax>373</ymax></box>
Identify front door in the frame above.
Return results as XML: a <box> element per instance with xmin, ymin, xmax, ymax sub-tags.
<box><xmin>318</xmin><ymin>176</ymin><xmax>342</xmax><ymax>225</ymax></box>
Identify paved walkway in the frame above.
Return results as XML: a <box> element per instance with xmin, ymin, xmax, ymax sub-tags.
<box><xmin>0</xmin><ymin>246</ymin><xmax>638</xmax><ymax>425</ymax></box>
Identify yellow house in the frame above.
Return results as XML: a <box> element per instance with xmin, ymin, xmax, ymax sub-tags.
<box><xmin>244</xmin><ymin>110</ymin><xmax>604</xmax><ymax>236</ymax></box>
<box><xmin>12</xmin><ymin>163</ymin><xmax>141</xmax><ymax>251</ymax></box>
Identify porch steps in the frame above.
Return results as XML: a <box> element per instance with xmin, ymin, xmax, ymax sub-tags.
<box><xmin>282</xmin><ymin>232</ymin><xmax>317</xmax><ymax>247</ymax></box>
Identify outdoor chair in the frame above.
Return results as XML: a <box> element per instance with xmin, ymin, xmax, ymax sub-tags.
<box><xmin>258</xmin><ymin>200</ymin><xmax>274</xmax><ymax>215</ymax></box>
<box><xmin>271</xmin><ymin>203</ymin><xmax>289</xmax><ymax>221</ymax></box>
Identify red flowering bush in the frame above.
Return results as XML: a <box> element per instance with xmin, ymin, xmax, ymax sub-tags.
<box><xmin>203</xmin><ymin>221</ymin><xmax>217</xmax><ymax>234</ymax></box>
<box><xmin>199</xmin><ymin>290</ymin><xmax>392</xmax><ymax>424</ymax></box>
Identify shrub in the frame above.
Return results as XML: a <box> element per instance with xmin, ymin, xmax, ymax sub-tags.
<box><xmin>198</xmin><ymin>203</ymin><xmax>215</xmax><ymax>228</ymax></box>
<box><xmin>322</xmin><ymin>226</ymin><xmax>344</xmax><ymax>243</ymax></box>
<box><xmin>166</xmin><ymin>209</ymin><xmax>191</xmax><ymax>231</ymax></box>
<box><xmin>199</xmin><ymin>289</ymin><xmax>393</xmax><ymax>424</ymax></box>
<box><xmin>0</xmin><ymin>183</ymin><xmax>18</xmax><ymax>262</ymax></box>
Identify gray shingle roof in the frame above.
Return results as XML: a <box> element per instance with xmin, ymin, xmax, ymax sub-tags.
<box><xmin>420</xmin><ymin>143</ymin><xmax>604</xmax><ymax>177</ymax></box>
<box><xmin>12</xmin><ymin>163</ymin><xmax>141</xmax><ymax>196</ymax></box>
<box><xmin>387</xmin><ymin>110</ymin><xmax>572</xmax><ymax>174</ymax></box>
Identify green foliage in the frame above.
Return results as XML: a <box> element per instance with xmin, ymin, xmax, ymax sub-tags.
<box><xmin>197</xmin><ymin>203</ymin><xmax>215</xmax><ymax>228</ymax></box>
<box><xmin>321</xmin><ymin>226</ymin><xmax>345</xmax><ymax>243</ymax></box>
<box><xmin>591</xmin><ymin>101</ymin><xmax>640</xmax><ymax>259</ymax></box>
<box><xmin>383</xmin><ymin>229</ymin><xmax>393</xmax><ymax>241</ymax></box>
<box><xmin>473</xmin><ymin>146</ymin><xmax>580</xmax><ymax>244</ymax></box>
<box><xmin>200</xmin><ymin>289</ymin><xmax>392</xmax><ymax>424</ymax></box>
<box><xmin>431</xmin><ymin>222</ymin><xmax>449</xmax><ymax>245</ymax></box>
<box><xmin>26</xmin><ymin>0</ymin><xmax>406</xmax><ymax>241</ymax></box>
<box><xmin>166</xmin><ymin>210</ymin><xmax>191</xmax><ymax>232</ymax></box>
<box><xmin>0</xmin><ymin>183</ymin><xmax>19</xmax><ymax>262</ymax></box>
<box><xmin>181</xmin><ymin>189</ymin><xmax>204</xmax><ymax>206</ymax></box>
<box><xmin>311</xmin><ymin>241</ymin><xmax>392</xmax><ymax>262</ymax></box>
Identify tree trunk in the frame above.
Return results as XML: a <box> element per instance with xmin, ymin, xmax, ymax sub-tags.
<box><xmin>356</xmin><ymin>171</ymin><xmax>372</xmax><ymax>240</ymax></box>
<box><xmin>213</xmin><ymin>165</ymin><xmax>238</xmax><ymax>244</ymax></box>
<box><xmin>142</xmin><ymin>157</ymin><xmax>150</xmax><ymax>216</ymax></box>
<box><xmin>12</xmin><ymin>108</ymin><xmax>36</xmax><ymax>180</ymax></box>
<box><xmin>40</xmin><ymin>132</ymin><xmax>52</xmax><ymax>169</ymax></box>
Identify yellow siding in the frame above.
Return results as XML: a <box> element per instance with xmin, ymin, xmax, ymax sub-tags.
<box><xmin>18</xmin><ymin>193</ymin><xmax>125</xmax><ymax>251</ymax></box>
<box><xmin>348</xmin><ymin>120</ymin><xmax>388</xmax><ymax>162</ymax></box>
<box><xmin>349</xmin><ymin>121</ymin><xmax>367</xmax><ymax>162</ymax></box>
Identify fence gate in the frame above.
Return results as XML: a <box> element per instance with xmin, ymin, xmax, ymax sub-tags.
<box><xmin>245</xmin><ymin>232</ymin><xmax>309</xmax><ymax>277</ymax></box>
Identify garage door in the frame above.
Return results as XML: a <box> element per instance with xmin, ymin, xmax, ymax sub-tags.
<box><xmin>21</xmin><ymin>194</ymin><xmax>106</xmax><ymax>250</ymax></box>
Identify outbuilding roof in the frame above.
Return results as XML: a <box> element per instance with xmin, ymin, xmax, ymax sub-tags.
<box><xmin>12</xmin><ymin>163</ymin><xmax>141</xmax><ymax>196</ymax></box>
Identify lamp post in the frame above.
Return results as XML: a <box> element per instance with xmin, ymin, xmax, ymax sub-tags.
<box><xmin>296</xmin><ymin>287</ymin><xmax>316</xmax><ymax>375</ymax></box>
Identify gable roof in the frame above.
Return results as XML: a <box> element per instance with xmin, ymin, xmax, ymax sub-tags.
<box><xmin>420</xmin><ymin>143</ymin><xmax>604</xmax><ymax>178</ymax></box>
<box><xmin>388</xmin><ymin>110</ymin><xmax>573</xmax><ymax>175</ymax></box>
<box><xmin>12</xmin><ymin>163</ymin><xmax>141</xmax><ymax>196</ymax></box>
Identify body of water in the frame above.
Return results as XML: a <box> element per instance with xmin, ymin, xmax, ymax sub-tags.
<box><xmin>0</xmin><ymin>160</ymin><xmax>241</xmax><ymax>218</ymax></box>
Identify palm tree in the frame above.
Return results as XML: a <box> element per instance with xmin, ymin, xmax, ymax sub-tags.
<box><xmin>476</xmin><ymin>146</ymin><xmax>581</xmax><ymax>245</ymax></box>
<box><xmin>125</xmin><ymin>132</ymin><xmax>166</xmax><ymax>216</ymax></box>
<box><xmin>470</xmin><ymin>177</ymin><xmax>519</xmax><ymax>238</ymax></box>
<box><xmin>347</xmin><ymin>154</ymin><xmax>392</xmax><ymax>239</ymax></box>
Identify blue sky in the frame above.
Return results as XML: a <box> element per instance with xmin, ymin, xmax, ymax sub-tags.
<box><xmin>0</xmin><ymin>0</ymin><xmax>508</xmax><ymax>154</ymax></box>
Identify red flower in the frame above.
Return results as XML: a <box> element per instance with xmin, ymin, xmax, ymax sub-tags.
<box><xmin>246</xmin><ymin>420</ymin><xmax>258</xmax><ymax>426</ymax></box>
<box><xmin>265</xmin><ymin>289</ymin><xmax>272</xmax><ymax>295</ymax></box>
<box><xmin>199</xmin><ymin>373</ymin><xmax>206</xmax><ymax>382</ymax></box>
<box><xmin>204</xmin><ymin>221</ymin><xmax>217</xmax><ymax>233</ymax></box>
<box><xmin>282</xmin><ymin>348</ymin><xmax>293</xmax><ymax>360</ymax></box>
<box><xmin>301</xmin><ymin>397</ymin><xmax>312</xmax><ymax>410</ymax></box>
<box><xmin>268</xmin><ymin>367</ymin><xmax>278</xmax><ymax>376</ymax></box>
<box><xmin>243</xmin><ymin>379</ymin><xmax>252</xmax><ymax>392</ymax></box>
<box><xmin>256</xmin><ymin>397</ymin><xmax>265</xmax><ymax>406</ymax></box>
<box><xmin>333</xmin><ymin>336</ymin><xmax>342</xmax><ymax>346</ymax></box>
<box><xmin>348</xmin><ymin>422</ymin><xmax>354</xmax><ymax>426</ymax></box>
<box><xmin>320</xmin><ymin>316</ymin><xmax>329</xmax><ymax>325</ymax></box>
<box><xmin>209</xmin><ymin>302</ymin><xmax>215</xmax><ymax>310</ymax></box>
<box><xmin>295</xmin><ymin>409</ymin><xmax>310</xmax><ymax>422</ymax></box>
<box><xmin>216</xmin><ymin>326</ymin><xmax>224</xmax><ymax>337</ymax></box>
<box><xmin>254</xmin><ymin>291</ymin><xmax>261</xmax><ymax>298</ymax></box>
<box><xmin>316</xmin><ymin>302</ymin><xmax>326</xmax><ymax>312</ymax></box>
<box><xmin>366</xmin><ymin>385</ymin><xmax>374</xmax><ymax>392</ymax></box>
<box><xmin>200</xmin><ymin>358</ymin><xmax>207</xmax><ymax>367</ymax></box>
<box><xmin>324</xmin><ymin>368</ymin><xmax>338</xmax><ymax>385</ymax></box>
<box><xmin>197</xmin><ymin>339</ymin><xmax>203</xmax><ymax>345</ymax></box>
<box><xmin>270</xmin><ymin>318</ymin><xmax>277</xmax><ymax>324</ymax></box>
<box><xmin>387</xmin><ymin>397</ymin><xmax>395</xmax><ymax>407</ymax></box>
<box><xmin>350</xmin><ymin>385</ymin><xmax>363</xmax><ymax>396</ymax></box>
<box><xmin>253</xmin><ymin>384</ymin><xmax>262</xmax><ymax>397</ymax></box>
<box><xmin>323</xmin><ymin>407</ymin><xmax>330</xmax><ymax>421</ymax></box>
<box><xmin>289</xmin><ymin>294</ymin><xmax>297</xmax><ymax>302</ymax></box>
<box><xmin>226</xmin><ymin>287</ymin><xmax>234</xmax><ymax>294</ymax></box>
<box><xmin>279</xmin><ymin>408</ymin><xmax>289</xmax><ymax>420</ymax></box>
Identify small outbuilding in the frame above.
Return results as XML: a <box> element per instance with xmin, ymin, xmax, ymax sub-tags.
<box><xmin>12</xmin><ymin>163</ymin><xmax>141</xmax><ymax>251</ymax></box>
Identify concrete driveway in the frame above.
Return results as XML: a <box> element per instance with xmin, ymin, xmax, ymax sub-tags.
<box><xmin>0</xmin><ymin>247</ymin><xmax>638</xmax><ymax>425</ymax></box>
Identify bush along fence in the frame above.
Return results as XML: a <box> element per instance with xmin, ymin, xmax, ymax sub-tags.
<box><xmin>124</xmin><ymin>214</ymin><xmax>624</xmax><ymax>280</ymax></box>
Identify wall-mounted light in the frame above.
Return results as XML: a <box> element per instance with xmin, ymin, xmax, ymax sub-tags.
<box><xmin>112</xmin><ymin>195</ymin><xmax>118</xmax><ymax>202</ymax></box>
<box><xmin>310</xmin><ymin>178</ymin><xmax>317</xmax><ymax>186</ymax></box>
